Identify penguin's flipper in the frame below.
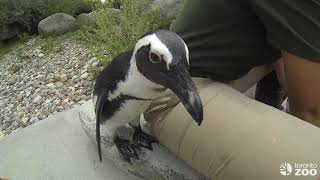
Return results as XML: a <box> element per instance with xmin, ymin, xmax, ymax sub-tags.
<box><xmin>95</xmin><ymin>92</ymin><xmax>107</xmax><ymax>162</ymax></box>
<box><xmin>133</xmin><ymin>126</ymin><xmax>158</xmax><ymax>151</ymax></box>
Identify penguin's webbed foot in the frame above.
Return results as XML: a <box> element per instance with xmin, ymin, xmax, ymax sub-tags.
<box><xmin>114</xmin><ymin>137</ymin><xmax>140</xmax><ymax>163</ymax></box>
<box><xmin>133</xmin><ymin>126</ymin><xmax>158</xmax><ymax>150</ymax></box>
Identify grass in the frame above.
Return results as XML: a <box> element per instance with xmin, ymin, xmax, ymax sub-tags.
<box><xmin>38</xmin><ymin>36</ymin><xmax>63</xmax><ymax>54</ymax></box>
<box><xmin>0</xmin><ymin>33</ymin><xmax>62</xmax><ymax>61</ymax></box>
<box><xmin>72</xmin><ymin>0</ymin><xmax>172</xmax><ymax>66</ymax></box>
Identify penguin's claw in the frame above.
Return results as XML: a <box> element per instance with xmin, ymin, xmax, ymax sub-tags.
<box><xmin>133</xmin><ymin>126</ymin><xmax>158</xmax><ymax>150</ymax></box>
<box><xmin>114</xmin><ymin>137</ymin><xmax>140</xmax><ymax>163</ymax></box>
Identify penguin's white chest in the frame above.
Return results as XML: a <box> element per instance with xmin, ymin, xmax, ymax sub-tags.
<box><xmin>100</xmin><ymin>59</ymin><xmax>164</xmax><ymax>137</ymax></box>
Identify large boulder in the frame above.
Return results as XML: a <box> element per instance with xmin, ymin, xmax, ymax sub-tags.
<box><xmin>0</xmin><ymin>25</ymin><xmax>20</xmax><ymax>41</ymax></box>
<box><xmin>38</xmin><ymin>13</ymin><xmax>77</xmax><ymax>36</ymax></box>
<box><xmin>151</xmin><ymin>0</ymin><xmax>184</xmax><ymax>19</ymax></box>
<box><xmin>76</xmin><ymin>13</ymin><xmax>91</xmax><ymax>26</ymax></box>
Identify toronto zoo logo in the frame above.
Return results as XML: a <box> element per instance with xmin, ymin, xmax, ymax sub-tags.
<box><xmin>280</xmin><ymin>163</ymin><xmax>293</xmax><ymax>176</ymax></box>
<box><xmin>280</xmin><ymin>162</ymin><xmax>318</xmax><ymax>176</ymax></box>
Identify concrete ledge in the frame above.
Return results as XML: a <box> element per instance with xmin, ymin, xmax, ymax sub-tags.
<box><xmin>0</xmin><ymin>104</ymin><xmax>131</xmax><ymax>180</ymax></box>
<box><xmin>0</xmin><ymin>101</ymin><xmax>206</xmax><ymax>180</ymax></box>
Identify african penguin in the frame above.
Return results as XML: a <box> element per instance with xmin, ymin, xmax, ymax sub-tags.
<box><xmin>93</xmin><ymin>29</ymin><xmax>203</xmax><ymax>162</ymax></box>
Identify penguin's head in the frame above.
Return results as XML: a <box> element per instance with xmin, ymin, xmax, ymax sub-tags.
<box><xmin>133</xmin><ymin>29</ymin><xmax>203</xmax><ymax>125</ymax></box>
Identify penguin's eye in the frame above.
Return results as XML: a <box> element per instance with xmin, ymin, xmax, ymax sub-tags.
<box><xmin>149</xmin><ymin>52</ymin><xmax>162</xmax><ymax>63</ymax></box>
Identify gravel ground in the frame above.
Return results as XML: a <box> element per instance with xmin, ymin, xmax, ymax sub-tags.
<box><xmin>0</xmin><ymin>37</ymin><xmax>100</xmax><ymax>136</ymax></box>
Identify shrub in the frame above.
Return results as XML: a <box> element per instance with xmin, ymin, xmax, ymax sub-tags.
<box><xmin>76</xmin><ymin>0</ymin><xmax>173</xmax><ymax>66</ymax></box>
<box><xmin>0</xmin><ymin>0</ymin><xmax>95</xmax><ymax>33</ymax></box>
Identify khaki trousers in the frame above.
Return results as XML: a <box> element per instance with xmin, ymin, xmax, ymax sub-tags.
<box><xmin>144</xmin><ymin>67</ymin><xmax>320</xmax><ymax>180</ymax></box>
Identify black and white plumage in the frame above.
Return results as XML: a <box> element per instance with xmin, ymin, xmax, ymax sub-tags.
<box><xmin>93</xmin><ymin>29</ymin><xmax>203</xmax><ymax>162</ymax></box>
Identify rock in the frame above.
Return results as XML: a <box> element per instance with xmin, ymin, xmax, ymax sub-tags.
<box><xmin>48</xmin><ymin>89</ymin><xmax>56</xmax><ymax>94</ymax></box>
<box><xmin>46</xmin><ymin>83</ymin><xmax>56</xmax><ymax>89</ymax></box>
<box><xmin>0</xmin><ymin>25</ymin><xmax>20</xmax><ymax>41</ymax></box>
<box><xmin>69</xmin><ymin>87</ymin><xmax>76</xmax><ymax>93</ymax></box>
<box><xmin>54</xmin><ymin>74</ymin><xmax>60</xmax><ymax>81</ymax></box>
<box><xmin>108</xmin><ymin>8</ymin><xmax>122</xmax><ymax>14</ymax></box>
<box><xmin>59</xmin><ymin>74</ymin><xmax>68</xmax><ymax>82</ymax></box>
<box><xmin>76</xmin><ymin>13</ymin><xmax>91</xmax><ymax>26</ymax></box>
<box><xmin>151</xmin><ymin>0</ymin><xmax>184</xmax><ymax>19</ymax></box>
<box><xmin>71</xmin><ymin>75</ymin><xmax>79</xmax><ymax>83</ymax></box>
<box><xmin>65</xmin><ymin>64</ymin><xmax>72</xmax><ymax>69</ymax></box>
<box><xmin>10</xmin><ymin>64</ymin><xmax>23</xmax><ymax>73</ymax></box>
<box><xmin>54</xmin><ymin>99</ymin><xmax>61</xmax><ymax>106</ymax></box>
<box><xmin>69</xmin><ymin>101</ymin><xmax>75</xmax><ymax>106</ymax></box>
<box><xmin>90</xmin><ymin>57</ymin><xmax>98</xmax><ymax>62</ymax></box>
<box><xmin>63</xmin><ymin>98</ymin><xmax>69</xmax><ymax>103</ymax></box>
<box><xmin>21</xmin><ymin>117</ymin><xmax>29</xmax><ymax>124</ymax></box>
<box><xmin>3</xmin><ymin>118</ymin><xmax>13</xmax><ymax>128</ymax></box>
<box><xmin>59</xmin><ymin>94</ymin><xmax>66</xmax><ymax>100</ymax></box>
<box><xmin>78</xmin><ymin>100</ymin><xmax>86</xmax><ymax>104</ymax></box>
<box><xmin>84</xmin><ymin>95</ymin><xmax>91</xmax><ymax>101</ymax></box>
<box><xmin>30</xmin><ymin>117</ymin><xmax>39</xmax><ymax>123</ymax></box>
<box><xmin>3</xmin><ymin>117</ymin><xmax>11</xmax><ymax>123</ymax></box>
<box><xmin>84</xmin><ymin>82</ymin><xmax>92</xmax><ymax>88</ymax></box>
<box><xmin>45</xmin><ymin>98</ymin><xmax>53</xmax><ymax>104</ymax></box>
<box><xmin>25</xmin><ymin>91</ymin><xmax>31</xmax><ymax>97</ymax></box>
<box><xmin>80</xmin><ymin>69</ymin><xmax>87</xmax><ymax>74</ymax></box>
<box><xmin>38</xmin><ymin>53</ymin><xmax>45</xmax><ymax>58</ymax></box>
<box><xmin>38</xmin><ymin>13</ymin><xmax>78</xmax><ymax>36</ymax></box>
<box><xmin>73</xmin><ymin>96</ymin><xmax>80</xmax><ymax>102</ymax></box>
<box><xmin>15</xmin><ymin>112</ymin><xmax>24</xmax><ymax>118</ymax></box>
<box><xmin>55</xmin><ymin>81</ymin><xmax>64</xmax><ymax>88</ymax></box>
<box><xmin>3</xmin><ymin>122</ymin><xmax>11</xmax><ymax>129</ymax></box>
<box><xmin>4</xmin><ymin>130</ymin><xmax>11</xmax><ymax>135</ymax></box>
<box><xmin>17</xmin><ymin>94</ymin><xmax>23</xmax><ymax>102</ymax></box>
<box><xmin>32</xmin><ymin>95</ymin><xmax>42</xmax><ymax>104</ymax></box>
<box><xmin>12</xmin><ymin>121</ymin><xmax>20</xmax><ymax>128</ymax></box>
<box><xmin>91</xmin><ymin>62</ymin><xmax>98</xmax><ymax>67</ymax></box>
<box><xmin>33</xmin><ymin>80</ymin><xmax>41</xmax><ymax>87</ymax></box>
<box><xmin>0</xmin><ymin>89</ymin><xmax>9</xmax><ymax>96</ymax></box>
<box><xmin>0</xmin><ymin>131</ymin><xmax>4</xmax><ymax>139</ymax></box>
<box><xmin>80</xmin><ymin>73</ymin><xmax>89</xmax><ymax>79</ymax></box>
<box><xmin>7</xmin><ymin>79</ymin><xmax>15</xmax><ymax>85</ymax></box>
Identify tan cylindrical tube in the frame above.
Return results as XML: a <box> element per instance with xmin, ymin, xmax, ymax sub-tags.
<box><xmin>146</xmin><ymin>80</ymin><xmax>320</xmax><ymax>180</ymax></box>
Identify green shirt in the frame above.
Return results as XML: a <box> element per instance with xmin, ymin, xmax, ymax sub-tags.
<box><xmin>172</xmin><ymin>0</ymin><xmax>320</xmax><ymax>82</ymax></box>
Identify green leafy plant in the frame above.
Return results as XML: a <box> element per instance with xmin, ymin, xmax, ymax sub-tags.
<box><xmin>75</xmin><ymin>0</ymin><xmax>172</xmax><ymax>66</ymax></box>
<box><xmin>18</xmin><ymin>33</ymin><xmax>32</xmax><ymax>42</ymax></box>
<box><xmin>39</xmin><ymin>36</ymin><xmax>56</xmax><ymax>53</ymax></box>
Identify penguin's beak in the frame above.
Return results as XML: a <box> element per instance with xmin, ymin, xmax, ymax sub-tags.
<box><xmin>161</xmin><ymin>63</ymin><xmax>203</xmax><ymax>125</ymax></box>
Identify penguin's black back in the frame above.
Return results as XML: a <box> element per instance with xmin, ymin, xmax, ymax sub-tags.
<box><xmin>94</xmin><ymin>49</ymin><xmax>133</xmax><ymax>96</ymax></box>
<box><xmin>94</xmin><ymin>50</ymin><xmax>133</xmax><ymax>162</ymax></box>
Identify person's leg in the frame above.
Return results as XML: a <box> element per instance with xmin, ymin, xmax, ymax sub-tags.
<box><xmin>274</xmin><ymin>58</ymin><xmax>288</xmax><ymax>93</ymax></box>
<box><xmin>248</xmin><ymin>0</ymin><xmax>320</xmax><ymax>126</ymax></box>
<box><xmin>272</xmin><ymin>54</ymin><xmax>320</xmax><ymax>127</ymax></box>
<box><xmin>282</xmin><ymin>51</ymin><xmax>320</xmax><ymax>127</ymax></box>
<box><xmin>146</xmin><ymin>79</ymin><xmax>320</xmax><ymax>179</ymax></box>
